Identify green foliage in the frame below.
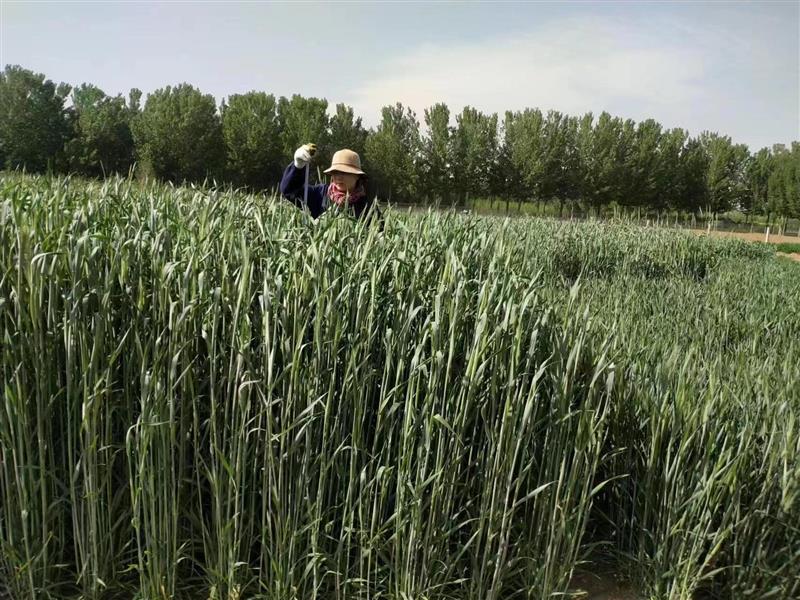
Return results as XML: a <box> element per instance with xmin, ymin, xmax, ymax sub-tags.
<box><xmin>676</xmin><ymin>136</ymin><xmax>709</xmax><ymax>213</ymax></box>
<box><xmin>451</xmin><ymin>106</ymin><xmax>498</xmax><ymax>203</ymax></box>
<box><xmin>63</xmin><ymin>83</ymin><xmax>136</xmax><ymax>177</ymax></box>
<box><xmin>328</xmin><ymin>103</ymin><xmax>368</xmax><ymax>158</ymax></box>
<box><xmin>277</xmin><ymin>94</ymin><xmax>330</xmax><ymax>168</ymax></box>
<box><xmin>131</xmin><ymin>83</ymin><xmax>224</xmax><ymax>183</ymax></box>
<box><xmin>493</xmin><ymin>113</ymin><xmax>527</xmax><ymax>207</ymax></box>
<box><xmin>0</xmin><ymin>65</ymin><xmax>72</xmax><ymax>172</ymax></box>
<box><xmin>1</xmin><ymin>62</ymin><xmax>799</xmax><ymax>223</ymax></box>
<box><xmin>656</xmin><ymin>128</ymin><xmax>689</xmax><ymax>210</ymax></box>
<box><xmin>421</xmin><ymin>102</ymin><xmax>452</xmax><ymax>204</ymax></box>
<box><xmin>364</xmin><ymin>102</ymin><xmax>420</xmax><ymax>202</ymax></box>
<box><xmin>748</xmin><ymin>147</ymin><xmax>773</xmax><ymax>215</ymax></box>
<box><xmin>1</xmin><ymin>174</ymin><xmax>798</xmax><ymax>600</ymax></box>
<box><xmin>625</xmin><ymin>119</ymin><xmax>663</xmax><ymax>209</ymax></box>
<box><xmin>767</xmin><ymin>143</ymin><xmax>800</xmax><ymax>219</ymax></box>
<box><xmin>502</xmin><ymin>108</ymin><xmax>543</xmax><ymax>200</ymax></box>
<box><xmin>579</xmin><ymin>112</ymin><xmax>632</xmax><ymax>214</ymax></box>
<box><xmin>700</xmin><ymin>132</ymin><xmax>750</xmax><ymax>213</ymax></box>
<box><xmin>504</xmin><ymin>109</ymin><xmax>580</xmax><ymax>208</ymax></box>
<box><xmin>772</xmin><ymin>242</ymin><xmax>800</xmax><ymax>253</ymax></box>
<box><xmin>221</xmin><ymin>91</ymin><xmax>282</xmax><ymax>190</ymax></box>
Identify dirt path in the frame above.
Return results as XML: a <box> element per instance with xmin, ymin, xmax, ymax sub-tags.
<box><xmin>568</xmin><ymin>572</ymin><xmax>639</xmax><ymax>599</ymax></box>
<box><xmin>690</xmin><ymin>229</ymin><xmax>800</xmax><ymax>245</ymax></box>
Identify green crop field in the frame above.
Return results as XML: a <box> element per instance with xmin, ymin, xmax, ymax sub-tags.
<box><xmin>1</xmin><ymin>174</ymin><xmax>799</xmax><ymax>600</ymax></box>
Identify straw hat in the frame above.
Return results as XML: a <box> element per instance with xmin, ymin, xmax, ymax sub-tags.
<box><xmin>323</xmin><ymin>149</ymin><xmax>366</xmax><ymax>176</ymax></box>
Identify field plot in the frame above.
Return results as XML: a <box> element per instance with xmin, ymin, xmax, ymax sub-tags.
<box><xmin>692</xmin><ymin>230</ymin><xmax>800</xmax><ymax>245</ymax></box>
<box><xmin>690</xmin><ymin>230</ymin><xmax>800</xmax><ymax>263</ymax></box>
<box><xmin>1</xmin><ymin>175</ymin><xmax>799</xmax><ymax>600</ymax></box>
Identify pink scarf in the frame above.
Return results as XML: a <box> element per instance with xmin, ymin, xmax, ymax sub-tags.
<box><xmin>327</xmin><ymin>181</ymin><xmax>366</xmax><ymax>207</ymax></box>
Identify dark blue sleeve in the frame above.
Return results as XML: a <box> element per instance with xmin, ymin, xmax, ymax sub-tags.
<box><xmin>279</xmin><ymin>163</ymin><xmax>327</xmax><ymax>218</ymax></box>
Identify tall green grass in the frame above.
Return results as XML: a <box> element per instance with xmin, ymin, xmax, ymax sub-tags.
<box><xmin>1</xmin><ymin>173</ymin><xmax>798</xmax><ymax>599</ymax></box>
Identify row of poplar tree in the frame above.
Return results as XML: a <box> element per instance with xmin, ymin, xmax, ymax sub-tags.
<box><xmin>1</xmin><ymin>65</ymin><xmax>797</xmax><ymax>220</ymax></box>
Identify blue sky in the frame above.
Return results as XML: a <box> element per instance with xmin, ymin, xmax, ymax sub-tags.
<box><xmin>2</xmin><ymin>1</ymin><xmax>798</xmax><ymax>150</ymax></box>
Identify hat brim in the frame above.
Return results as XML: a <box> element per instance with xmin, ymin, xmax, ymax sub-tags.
<box><xmin>323</xmin><ymin>164</ymin><xmax>365</xmax><ymax>175</ymax></box>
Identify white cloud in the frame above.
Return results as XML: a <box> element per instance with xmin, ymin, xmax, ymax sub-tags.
<box><xmin>347</xmin><ymin>16</ymin><xmax>712</xmax><ymax>130</ymax></box>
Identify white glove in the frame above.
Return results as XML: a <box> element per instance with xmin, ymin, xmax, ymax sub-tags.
<box><xmin>293</xmin><ymin>143</ymin><xmax>317</xmax><ymax>168</ymax></box>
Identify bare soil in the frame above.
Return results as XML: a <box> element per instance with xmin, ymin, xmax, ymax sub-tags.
<box><xmin>568</xmin><ymin>572</ymin><xmax>640</xmax><ymax>599</ymax></box>
<box><xmin>690</xmin><ymin>229</ymin><xmax>800</xmax><ymax>245</ymax></box>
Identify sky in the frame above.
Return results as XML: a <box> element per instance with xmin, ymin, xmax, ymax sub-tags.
<box><xmin>1</xmin><ymin>0</ymin><xmax>798</xmax><ymax>151</ymax></box>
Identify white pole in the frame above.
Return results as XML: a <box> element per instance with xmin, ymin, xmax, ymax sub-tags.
<box><xmin>765</xmin><ymin>227</ymin><xmax>770</xmax><ymax>244</ymax></box>
<box><xmin>304</xmin><ymin>164</ymin><xmax>310</xmax><ymax>206</ymax></box>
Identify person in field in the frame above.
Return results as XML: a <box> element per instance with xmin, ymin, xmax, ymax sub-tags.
<box><xmin>280</xmin><ymin>143</ymin><xmax>382</xmax><ymax>226</ymax></box>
